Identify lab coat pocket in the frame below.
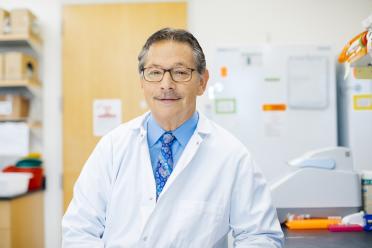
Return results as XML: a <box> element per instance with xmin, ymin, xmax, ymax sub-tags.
<box><xmin>172</xmin><ymin>200</ymin><xmax>224</xmax><ymax>246</ymax></box>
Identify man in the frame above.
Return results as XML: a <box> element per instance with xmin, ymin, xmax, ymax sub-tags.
<box><xmin>62</xmin><ymin>28</ymin><xmax>284</xmax><ymax>247</ymax></box>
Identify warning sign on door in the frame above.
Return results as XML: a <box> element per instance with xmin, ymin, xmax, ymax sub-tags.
<box><xmin>93</xmin><ymin>99</ymin><xmax>122</xmax><ymax>136</ymax></box>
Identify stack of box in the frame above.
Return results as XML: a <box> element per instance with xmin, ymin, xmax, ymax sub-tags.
<box><xmin>10</xmin><ymin>9</ymin><xmax>37</xmax><ymax>35</ymax></box>
<box><xmin>0</xmin><ymin>8</ymin><xmax>39</xmax><ymax>36</ymax></box>
<box><xmin>0</xmin><ymin>52</ymin><xmax>39</xmax><ymax>82</ymax></box>
<box><xmin>0</xmin><ymin>9</ymin><xmax>9</xmax><ymax>34</ymax></box>
<box><xmin>0</xmin><ymin>53</ymin><xmax>4</xmax><ymax>80</ymax></box>
<box><xmin>362</xmin><ymin>171</ymin><xmax>372</xmax><ymax>214</ymax></box>
<box><xmin>0</xmin><ymin>94</ymin><xmax>30</xmax><ymax>120</ymax></box>
<box><xmin>0</xmin><ymin>10</ymin><xmax>8</xmax><ymax>81</ymax></box>
<box><xmin>0</xmin><ymin>8</ymin><xmax>40</xmax><ymax>83</ymax></box>
<box><xmin>4</xmin><ymin>52</ymin><xmax>38</xmax><ymax>81</ymax></box>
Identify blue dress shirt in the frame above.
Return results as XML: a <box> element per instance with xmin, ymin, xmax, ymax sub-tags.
<box><xmin>147</xmin><ymin>112</ymin><xmax>199</xmax><ymax>174</ymax></box>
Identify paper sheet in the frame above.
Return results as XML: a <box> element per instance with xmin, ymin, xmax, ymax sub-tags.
<box><xmin>93</xmin><ymin>99</ymin><xmax>122</xmax><ymax>136</ymax></box>
<box><xmin>288</xmin><ymin>56</ymin><xmax>329</xmax><ymax>109</ymax></box>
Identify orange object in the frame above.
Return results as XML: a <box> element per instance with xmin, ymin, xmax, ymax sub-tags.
<box><xmin>285</xmin><ymin>218</ymin><xmax>342</xmax><ymax>230</ymax></box>
<box><xmin>262</xmin><ymin>104</ymin><xmax>287</xmax><ymax>111</ymax></box>
<box><xmin>220</xmin><ymin>66</ymin><xmax>228</xmax><ymax>78</ymax></box>
<box><xmin>338</xmin><ymin>31</ymin><xmax>368</xmax><ymax>64</ymax></box>
<box><xmin>2</xmin><ymin>165</ymin><xmax>43</xmax><ymax>191</ymax></box>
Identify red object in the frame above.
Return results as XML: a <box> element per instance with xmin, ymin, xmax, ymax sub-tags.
<box><xmin>328</xmin><ymin>224</ymin><xmax>364</xmax><ymax>232</ymax></box>
<box><xmin>2</xmin><ymin>165</ymin><xmax>43</xmax><ymax>190</ymax></box>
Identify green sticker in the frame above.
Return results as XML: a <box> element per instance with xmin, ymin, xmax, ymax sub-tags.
<box><xmin>215</xmin><ymin>98</ymin><xmax>236</xmax><ymax>114</ymax></box>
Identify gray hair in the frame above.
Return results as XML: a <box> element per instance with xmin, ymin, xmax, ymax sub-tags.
<box><xmin>138</xmin><ymin>28</ymin><xmax>206</xmax><ymax>74</ymax></box>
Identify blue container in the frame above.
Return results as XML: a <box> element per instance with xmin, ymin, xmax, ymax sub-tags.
<box><xmin>364</xmin><ymin>214</ymin><xmax>372</xmax><ymax>231</ymax></box>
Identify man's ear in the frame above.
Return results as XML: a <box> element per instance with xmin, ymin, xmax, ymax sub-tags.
<box><xmin>197</xmin><ymin>69</ymin><xmax>209</xmax><ymax>95</ymax></box>
<box><xmin>140</xmin><ymin>76</ymin><xmax>145</xmax><ymax>89</ymax></box>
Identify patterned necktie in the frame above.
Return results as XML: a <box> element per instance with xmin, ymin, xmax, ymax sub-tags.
<box><xmin>155</xmin><ymin>132</ymin><xmax>176</xmax><ymax>199</ymax></box>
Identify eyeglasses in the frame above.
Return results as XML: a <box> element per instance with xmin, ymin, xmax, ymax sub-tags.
<box><xmin>142</xmin><ymin>67</ymin><xmax>196</xmax><ymax>83</ymax></box>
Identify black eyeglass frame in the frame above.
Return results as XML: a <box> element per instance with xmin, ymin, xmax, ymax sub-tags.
<box><xmin>141</xmin><ymin>67</ymin><xmax>196</xmax><ymax>83</ymax></box>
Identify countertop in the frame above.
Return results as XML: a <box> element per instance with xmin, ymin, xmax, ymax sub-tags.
<box><xmin>0</xmin><ymin>188</ymin><xmax>44</xmax><ymax>200</ymax></box>
<box><xmin>284</xmin><ymin>227</ymin><xmax>372</xmax><ymax>248</ymax></box>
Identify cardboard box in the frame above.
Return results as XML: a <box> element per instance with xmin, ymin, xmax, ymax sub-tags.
<box><xmin>10</xmin><ymin>9</ymin><xmax>36</xmax><ymax>35</ymax></box>
<box><xmin>4</xmin><ymin>52</ymin><xmax>38</xmax><ymax>81</ymax></box>
<box><xmin>0</xmin><ymin>9</ymin><xmax>9</xmax><ymax>34</ymax></box>
<box><xmin>0</xmin><ymin>94</ymin><xmax>30</xmax><ymax>120</ymax></box>
<box><xmin>0</xmin><ymin>53</ymin><xmax>4</xmax><ymax>80</ymax></box>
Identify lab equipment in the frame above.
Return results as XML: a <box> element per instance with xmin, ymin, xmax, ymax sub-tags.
<box><xmin>362</xmin><ymin>171</ymin><xmax>372</xmax><ymax>213</ymax></box>
<box><xmin>338</xmin><ymin>30</ymin><xmax>369</xmax><ymax>65</ymax></box>
<box><xmin>0</xmin><ymin>172</ymin><xmax>32</xmax><ymax>197</ymax></box>
<box><xmin>342</xmin><ymin>211</ymin><xmax>365</xmax><ymax>226</ymax></box>
<box><xmin>285</xmin><ymin>218</ymin><xmax>341</xmax><ymax>230</ymax></box>
<box><xmin>2</xmin><ymin>165</ymin><xmax>43</xmax><ymax>190</ymax></box>
<box><xmin>328</xmin><ymin>224</ymin><xmax>364</xmax><ymax>232</ymax></box>
<box><xmin>271</xmin><ymin>147</ymin><xmax>361</xmax><ymax>223</ymax></box>
<box><xmin>339</xmin><ymin>14</ymin><xmax>372</xmax><ymax>67</ymax></box>
<box><xmin>337</xmin><ymin>40</ymin><xmax>372</xmax><ymax>174</ymax></box>
<box><xmin>364</xmin><ymin>214</ymin><xmax>372</xmax><ymax>231</ymax></box>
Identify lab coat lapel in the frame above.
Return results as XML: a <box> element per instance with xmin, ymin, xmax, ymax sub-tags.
<box><xmin>158</xmin><ymin>133</ymin><xmax>203</xmax><ymax>198</ymax></box>
<box><xmin>157</xmin><ymin>112</ymin><xmax>211</xmax><ymax>200</ymax></box>
<box><xmin>131</xmin><ymin>112</ymin><xmax>157</xmax><ymax>198</ymax></box>
<box><xmin>139</xmin><ymin>128</ymin><xmax>156</xmax><ymax>197</ymax></box>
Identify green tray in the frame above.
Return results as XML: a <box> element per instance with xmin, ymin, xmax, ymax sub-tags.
<box><xmin>16</xmin><ymin>158</ymin><xmax>42</xmax><ymax>168</ymax></box>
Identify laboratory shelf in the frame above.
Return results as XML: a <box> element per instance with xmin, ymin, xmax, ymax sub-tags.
<box><xmin>0</xmin><ymin>79</ymin><xmax>42</xmax><ymax>96</ymax></box>
<box><xmin>0</xmin><ymin>117</ymin><xmax>28</xmax><ymax>122</ymax></box>
<box><xmin>0</xmin><ymin>118</ymin><xmax>41</xmax><ymax>126</ymax></box>
<box><xmin>0</xmin><ymin>32</ymin><xmax>42</xmax><ymax>54</ymax></box>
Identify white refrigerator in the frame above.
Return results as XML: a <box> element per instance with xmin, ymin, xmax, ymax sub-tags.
<box><xmin>202</xmin><ymin>45</ymin><xmax>338</xmax><ymax>185</ymax></box>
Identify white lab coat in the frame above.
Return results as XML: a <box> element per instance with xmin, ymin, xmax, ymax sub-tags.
<box><xmin>62</xmin><ymin>112</ymin><xmax>284</xmax><ymax>248</ymax></box>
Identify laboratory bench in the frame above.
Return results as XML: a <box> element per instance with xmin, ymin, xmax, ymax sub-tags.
<box><xmin>0</xmin><ymin>190</ymin><xmax>44</xmax><ymax>248</ymax></box>
<box><xmin>284</xmin><ymin>226</ymin><xmax>372</xmax><ymax>248</ymax></box>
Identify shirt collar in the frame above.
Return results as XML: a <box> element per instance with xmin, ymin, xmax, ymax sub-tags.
<box><xmin>147</xmin><ymin>112</ymin><xmax>199</xmax><ymax>147</ymax></box>
<box><xmin>130</xmin><ymin>111</ymin><xmax>211</xmax><ymax>137</ymax></box>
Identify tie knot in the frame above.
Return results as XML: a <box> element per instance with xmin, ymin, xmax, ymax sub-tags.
<box><xmin>161</xmin><ymin>132</ymin><xmax>175</xmax><ymax>145</ymax></box>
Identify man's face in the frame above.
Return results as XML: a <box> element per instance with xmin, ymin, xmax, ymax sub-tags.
<box><xmin>140</xmin><ymin>40</ymin><xmax>208</xmax><ymax>124</ymax></box>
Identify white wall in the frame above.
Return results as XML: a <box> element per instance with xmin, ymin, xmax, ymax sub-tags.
<box><xmin>189</xmin><ymin>0</ymin><xmax>372</xmax><ymax>84</ymax></box>
<box><xmin>1</xmin><ymin>0</ymin><xmax>371</xmax><ymax>247</ymax></box>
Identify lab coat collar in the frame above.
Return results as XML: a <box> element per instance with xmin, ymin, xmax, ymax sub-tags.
<box><xmin>130</xmin><ymin>110</ymin><xmax>212</xmax><ymax>136</ymax></box>
<box><xmin>147</xmin><ymin>112</ymin><xmax>199</xmax><ymax>147</ymax></box>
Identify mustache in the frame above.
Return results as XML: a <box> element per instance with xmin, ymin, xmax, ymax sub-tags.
<box><xmin>154</xmin><ymin>91</ymin><xmax>182</xmax><ymax>100</ymax></box>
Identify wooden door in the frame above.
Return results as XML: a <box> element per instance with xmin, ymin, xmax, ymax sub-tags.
<box><xmin>62</xmin><ymin>3</ymin><xmax>187</xmax><ymax>210</ymax></box>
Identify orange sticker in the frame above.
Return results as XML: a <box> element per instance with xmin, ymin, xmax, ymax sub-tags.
<box><xmin>220</xmin><ymin>66</ymin><xmax>228</xmax><ymax>78</ymax></box>
<box><xmin>262</xmin><ymin>104</ymin><xmax>287</xmax><ymax>111</ymax></box>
